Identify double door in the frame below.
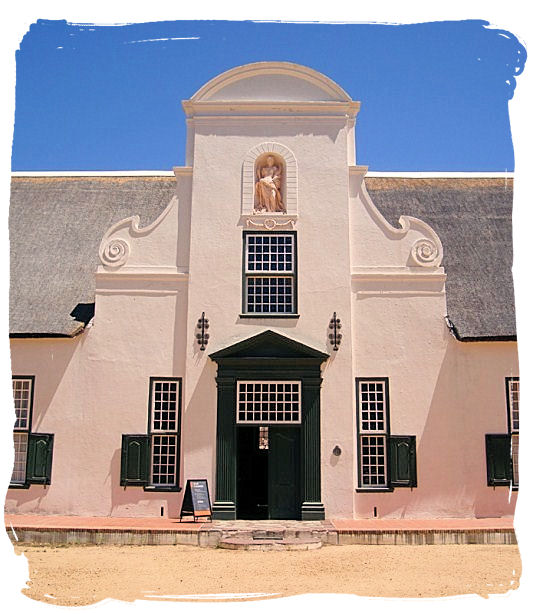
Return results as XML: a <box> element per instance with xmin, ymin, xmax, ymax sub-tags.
<box><xmin>237</xmin><ymin>426</ymin><xmax>300</xmax><ymax>519</ymax></box>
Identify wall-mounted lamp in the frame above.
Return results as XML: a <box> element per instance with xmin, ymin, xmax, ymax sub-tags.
<box><xmin>332</xmin><ymin>445</ymin><xmax>342</xmax><ymax>457</ymax></box>
<box><xmin>328</xmin><ymin>312</ymin><xmax>342</xmax><ymax>351</ymax></box>
<box><xmin>196</xmin><ymin>312</ymin><xmax>210</xmax><ymax>350</ymax></box>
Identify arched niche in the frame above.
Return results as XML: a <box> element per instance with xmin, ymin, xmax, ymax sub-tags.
<box><xmin>242</xmin><ymin>142</ymin><xmax>297</xmax><ymax>217</ymax></box>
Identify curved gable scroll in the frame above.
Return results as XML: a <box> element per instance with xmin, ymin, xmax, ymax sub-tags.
<box><xmin>242</xmin><ymin>142</ymin><xmax>297</xmax><ymax>217</ymax></box>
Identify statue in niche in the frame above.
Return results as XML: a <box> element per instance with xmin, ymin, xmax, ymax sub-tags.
<box><xmin>254</xmin><ymin>155</ymin><xmax>285</xmax><ymax>213</ymax></box>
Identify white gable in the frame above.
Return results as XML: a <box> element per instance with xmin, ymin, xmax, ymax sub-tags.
<box><xmin>190</xmin><ymin>61</ymin><xmax>352</xmax><ymax>103</ymax></box>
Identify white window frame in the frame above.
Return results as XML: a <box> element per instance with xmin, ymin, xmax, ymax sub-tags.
<box><xmin>236</xmin><ymin>381</ymin><xmax>301</xmax><ymax>425</ymax></box>
<box><xmin>243</xmin><ymin>233</ymin><xmax>296</xmax><ymax>315</ymax></box>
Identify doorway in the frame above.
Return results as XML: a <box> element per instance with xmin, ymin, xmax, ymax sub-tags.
<box><xmin>210</xmin><ymin>329</ymin><xmax>328</xmax><ymax>520</ymax></box>
<box><xmin>237</xmin><ymin>426</ymin><xmax>301</xmax><ymax>519</ymax></box>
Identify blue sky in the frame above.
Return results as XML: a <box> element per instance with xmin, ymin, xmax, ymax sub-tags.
<box><xmin>11</xmin><ymin>19</ymin><xmax>526</xmax><ymax>172</ymax></box>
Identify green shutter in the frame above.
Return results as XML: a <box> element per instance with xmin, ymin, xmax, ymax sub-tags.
<box><xmin>486</xmin><ymin>434</ymin><xmax>512</xmax><ymax>486</ymax></box>
<box><xmin>389</xmin><ymin>436</ymin><xmax>417</xmax><ymax>488</ymax></box>
<box><xmin>27</xmin><ymin>433</ymin><xmax>54</xmax><ymax>484</ymax></box>
<box><xmin>120</xmin><ymin>435</ymin><xmax>150</xmax><ymax>486</ymax></box>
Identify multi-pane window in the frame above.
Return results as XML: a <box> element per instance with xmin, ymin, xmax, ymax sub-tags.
<box><xmin>121</xmin><ymin>378</ymin><xmax>182</xmax><ymax>490</ymax></box>
<box><xmin>237</xmin><ymin>381</ymin><xmax>301</xmax><ymax>424</ymax></box>
<box><xmin>507</xmin><ymin>377</ymin><xmax>519</xmax><ymax>487</ymax></box>
<box><xmin>13</xmin><ymin>378</ymin><xmax>32</xmax><ymax>430</ymax></box>
<box><xmin>150</xmin><ymin>379</ymin><xmax>179</xmax><ymax>487</ymax></box>
<box><xmin>11</xmin><ymin>377</ymin><xmax>33</xmax><ymax>484</ymax></box>
<box><xmin>243</xmin><ymin>233</ymin><xmax>296</xmax><ymax>314</ymax></box>
<box><xmin>12</xmin><ymin>433</ymin><xmax>29</xmax><ymax>484</ymax></box>
<box><xmin>485</xmin><ymin>377</ymin><xmax>520</xmax><ymax>488</ymax></box>
<box><xmin>357</xmin><ymin>379</ymin><xmax>389</xmax><ymax>488</ymax></box>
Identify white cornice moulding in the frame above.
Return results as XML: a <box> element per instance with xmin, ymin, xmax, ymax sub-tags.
<box><xmin>11</xmin><ymin>170</ymin><xmax>177</xmax><ymax>177</ymax></box>
<box><xmin>172</xmin><ymin>166</ymin><xmax>193</xmax><ymax>177</ymax></box>
<box><xmin>96</xmin><ymin>266</ymin><xmax>189</xmax><ymax>281</ymax></box>
<box><xmin>182</xmin><ymin>100</ymin><xmax>360</xmax><ymax>118</ymax></box>
<box><xmin>351</xmin><ymin>266</ymin><xmax>447</xmax><ymax>281</ymax></box>
<box><xmin>364</xmin><ymin>171</ymin><xmax>514</xmax><ymax>178</ymax></box>
<box><xmin>11</xmin><ymin>170</ymin><xmax>514</xmax><ymax>178</ymax></box>
<box><xmin>349</xmin><ymin>165</ymin><xmax>369</xmax><ymax>176</ymax></box>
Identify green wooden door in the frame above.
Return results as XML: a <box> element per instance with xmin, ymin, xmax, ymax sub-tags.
<box><xmin>268</xmin><ymin>427</ymin><xmax>300</xmax><ymax>519</ymax></box>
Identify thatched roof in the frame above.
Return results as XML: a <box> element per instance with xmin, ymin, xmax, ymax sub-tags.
<box><xmin>9</xmin><ymin>176</ymin><xmax>515</xmax><ymax>340</ymax></box>
<box><xmin>365</xmin><ymin>178</ymin><xmax>515</xmax><ymax>341</ymax></box>
<box><xmin>9</xmin><ymin>177</ymin><xmax>176</xmax><ymax>337</ymax></box>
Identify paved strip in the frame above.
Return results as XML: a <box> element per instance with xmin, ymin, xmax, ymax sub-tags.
<box><xmin>5</xmin><ymin>514</ymin><xmax>514</xmax><ymax>532</ymax></box>
<box><xmin>331</xmin><ymin>518</ymin><xmax>514</xmax><ymax>531</ymax></box>
<box><xmin>5</xmin><ymin>514</ymin><xmax>206</xmax><ymax>532</ymax></box>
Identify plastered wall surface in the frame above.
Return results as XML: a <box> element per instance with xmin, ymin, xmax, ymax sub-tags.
<box><xmin>6</xmin><ymin>63</ymin><xmax>519</xmax><ymax>519</ymax></box>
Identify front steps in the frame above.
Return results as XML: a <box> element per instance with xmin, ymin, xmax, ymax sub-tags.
<box><xmin>200</xmin><ymin>521</ymin><xmax>335</xmax><ymax>548</ymax></box>
<box><xmin>5</xmin><ymin>515</ymin><xmax>517</xmax><ymax>547</ymax></box>
<box><xmin>218</xmin><ymin>530</ymin><xmax>323</xmax><ymax>551</ymax></box>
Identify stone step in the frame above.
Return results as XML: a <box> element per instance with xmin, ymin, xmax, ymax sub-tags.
<box><xmin>218</xmin><ymin>535</ymin><xmax>323</xmax><ymax>551</ymax></box>
<box><xmin>221</xmin><ymin>529</ymin><xmax>326</xmax><ymax>539</ymax></box>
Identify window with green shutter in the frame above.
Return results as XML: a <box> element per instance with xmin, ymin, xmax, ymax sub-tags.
<box><xmin>486</xmin><ymin>434</ymin><xmax>512</xmax><ymax>486</ymax></box>
<box><xmin>27</xmin><ymin>433</ymin><xmax>54</xmax><ymax>484</ymax></box>
<box><xmin>120</xmin><ymin>377</ymin><xmax>182</xmax><ymax>491</ymax></box>
<box><xmin>389</xmin><ymin>436</ymin><xmax>417</xmax><ymax>488</ymax></box>
<box><xmin>485</xmin><ymin>377</ymin><xmax>519</xmax><ymax>488</ymax></box>
<box><xmin>120</xmin><ymin>435</ymin><xmax>150</xmax><ymax>486</ymax></box>
<box><xmin>10</xmin><ymin>376</ymin><xmax>55</xmax><ymax>489</ymax></box>
<box><xmin>355</xmin><ymin>378</ymin><xmax>417</xmax><ymax>491</ymax></box>
<box><xmin>506</xmin><ymin>377</ymin><xmax>519</xmax><ymax>488</ymax></box>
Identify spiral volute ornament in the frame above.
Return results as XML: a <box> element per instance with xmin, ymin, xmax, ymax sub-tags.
<box><xmin>411</xmin><ymin>238</ymin><xmax>440</xmax><ymax>267</ymax></box>
<box><xmin>101</xmin><ymin>238</ymin><xmax>130</xmax><ymax>268</ymax></box>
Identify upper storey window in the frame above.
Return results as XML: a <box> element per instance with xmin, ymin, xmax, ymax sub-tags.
<box><xmin>243</xmin><ymin>232</ymin><xmax>297</xmax><ymax>315</ymax></box>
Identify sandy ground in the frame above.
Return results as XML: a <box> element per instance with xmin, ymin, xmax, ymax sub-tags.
<box><xmin>11</xmin><ymin>542</ymin><xmax>520</xmax><ymax>606</ymax></box>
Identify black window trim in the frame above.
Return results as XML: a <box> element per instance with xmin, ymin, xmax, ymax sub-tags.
<box><xmin>144</xmin><ymin>376</ymin><xmax>183</xmax><ymax>492</ymax></box>
<box><xmin>355</xmin><ymin>377</ymin><xmax>392</xmax><ymax>492</ymax></box>
<box><xmin>9</xmin><ymin>375</ymin><xmax>55</xmax><ymax>489</ymax></box>
<box><xmin>506</xmin><ymin>375</ymin><xmax>519</xmax><ymax>490</ymax></box>
<box><xmin>240</xmin><ymin>230</ymin><xmax>298</xmax><ymax>318</ymax></box>
<box><xmin>355</xmin><ymin>377</ymin><xmax>417</xmax><ymax>492</ymax></box>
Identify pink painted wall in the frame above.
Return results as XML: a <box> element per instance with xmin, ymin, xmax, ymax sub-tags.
<box><xmin>6</xmin><ymin>63</ymin><xmax>519</xmax><ymax>519</ymax></box>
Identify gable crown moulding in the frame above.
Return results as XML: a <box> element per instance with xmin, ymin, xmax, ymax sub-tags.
<box><xmin>182</xmin><ymin>62</ymin><xmax>361</xmax><ymax>118</ymax></box>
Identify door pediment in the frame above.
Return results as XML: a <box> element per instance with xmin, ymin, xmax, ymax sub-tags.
<box><xmin>209</xmin><ymin>330</ymin><xmax>329</xmax><ymax>363</ymax></box>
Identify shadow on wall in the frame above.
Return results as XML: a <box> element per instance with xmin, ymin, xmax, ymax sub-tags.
<box><xmin>182</xmin><ymin>357</ymin><xmax>218</xmax><ymax>489</ymax></box>
<box><xmin>107</xmin><ymin>357</ymin><xmax>218</xmax><ymax>519</ymax></box>
<box><xmin>356</xmin><ymin>335</ymin><xmax>517</xmax><ymax>519</ymax></box>
<box><xmin>417</xmin><ymin>339</ymin><xmax>517</xmax><ymax>518</ymax></box>
<box><xmin>108</xmin><ymin>448</ymin><xmax>182</xmax><ymax>519</ymax></box>
<box><xmin>4</xmin><ymin>483</ymin><xmax>51</xmax><ymax>509</ymax></box>
<box><xmin>5</xmin><ymin>336</ymin><xmax>79</xmax><ymax>511</ymax></box>
<box><xmin>22</xmin><ymin>338</ymin><xmax>80</xmax><ymax>434</ymax></box>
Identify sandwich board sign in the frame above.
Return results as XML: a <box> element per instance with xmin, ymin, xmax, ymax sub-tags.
<box><xmin>179</xmin><ymin>479</ymin><xmax>212</xmax><ymax>522</ymax></box>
